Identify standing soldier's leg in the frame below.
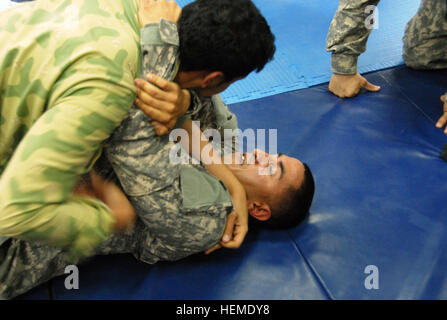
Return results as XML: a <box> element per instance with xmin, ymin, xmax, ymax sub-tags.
<box><xmin>403</xmin><ymin>0</ymin><xmax>447</xmax><ymax>70</ymax></box>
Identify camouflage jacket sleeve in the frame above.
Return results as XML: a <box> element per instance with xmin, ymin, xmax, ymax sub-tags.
<box><xmin>0</xmin><ymin>0</ymin><xmax>141</xmax><ymax>259</ymax></box>
<box><xmin>188</xmin><ymin>94</ymin><xmax>240</xmax><ymax>156</ymax></box>
<box><xmin>140</xmin><ymin>19</ymin><xmax>180</xmax><ymax>81</ymax></box>
<box><xmin>140</xmin><ymin>19</ymin><xmax>203</xmax><ymax>116</ymax></box>
<box><xmin>326</xmin><ymin>0</ymin><xmax>380</xmax><ymax>74</ymax></box>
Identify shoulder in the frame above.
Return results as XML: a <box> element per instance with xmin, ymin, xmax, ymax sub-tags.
<box><xmin>180</xmin><ymin>165</ymin><xmax>233</xmax><ymax>212</ymax></box>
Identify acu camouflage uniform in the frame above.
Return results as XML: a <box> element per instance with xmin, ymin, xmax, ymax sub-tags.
<box><xmin>0</xmin><ymin>16</ymin><xmax>239</xmax><ymax>300</ymax></box>
<box><xmin>327</xmin><ymin>0</ymin><xmax>447</xmax><ymax>75</ymax></box>
<box><xmin>98</xmin><ymin>18</ymin><xmax>238</xmax><ymax>265</ymax></box>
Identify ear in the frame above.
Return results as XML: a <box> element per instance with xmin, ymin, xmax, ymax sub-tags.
<box><xmin>202</xmin><ymin>71</ymin><xmax>225</xmax><ymax>88</ymax></box>
<box><xmin>248</xmin><ymin>200</ymin><xmax>272</xmax><ymax>221</ymax></box>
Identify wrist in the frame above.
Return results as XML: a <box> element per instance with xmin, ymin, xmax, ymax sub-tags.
<box><xmin>331</xmin><ymin>53</ymin><xmax>358</xmax><ymax>75</ymax></box>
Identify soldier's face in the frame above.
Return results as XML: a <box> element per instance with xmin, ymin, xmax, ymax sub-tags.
<box><xmin>227</xmin><ymin>149</ymin><xmax>305</xmax><ymax>202</ymax></box>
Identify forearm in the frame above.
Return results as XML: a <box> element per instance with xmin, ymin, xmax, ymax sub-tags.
<box><xmin>180</xmin><ymin>120</ymin><xmax>243</xmax><ymax>196</ymax></box>
<box><xmin>180</xmin><ymin>119</ymin><xmax>220</xmax><ymax>163</ymax></box>
<box><xmin>326</xmin><ymin>0</ymin><xmax>380</xmax><ymax>74</ymax></box>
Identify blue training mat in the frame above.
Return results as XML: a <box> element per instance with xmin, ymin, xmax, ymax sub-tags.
<box><xmin>17</xmin><ymin>66</ymin><xmax>447</xmax><ymax>300</ymax></box>
<box><xmin>177</xmin><ymin>0</ymin><xmax>420</xmax><ymax>104</ymax></box>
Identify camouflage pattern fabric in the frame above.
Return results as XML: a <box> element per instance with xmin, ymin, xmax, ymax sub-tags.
<box><xmin>102</xmin><ymin>18</ymin><xmax>235</xmax><ymax>265</ymax></box>
<box><xmin>1</xmin><ymin>13</ymin><xmax>237</xmax><ymax>300</ymax></box>
<box><xmin>403</xmin><ymin>0</ymin><xmax>447</xmax><ymax>70</ymax></box>
<box><xmin>326</xmin><ymin>0</ymin><xmax>447</xmax><ymax>74</ymax></box>
<box><xmin>0</xmin><ymin>0</ymin><xmax>141</xmax><ymax>259</ymax></box>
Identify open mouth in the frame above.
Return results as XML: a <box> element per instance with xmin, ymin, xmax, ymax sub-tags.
<box><xmin>239</xmin><ymin>151</ymin><xmax>261</xmax><ymax>167</ymax></box>
<box><xmin>242</xmin><ymin>152</ymin><xmax>255</xmax><ymax>166</ymax></box>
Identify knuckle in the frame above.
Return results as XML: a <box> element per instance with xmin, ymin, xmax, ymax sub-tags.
<box><xmin>145</xmin><ymin>108</ymin><xmax>154</xmax><ymax>116</ymax></box>
<box><xmin>162</xmin><ymin>114</ymin><xmax>171</xmax><ymax>123</ymax></box>
<box><xmin>167</xmin><ymin>104</ymin><xmax>176</xmax><ymax>113</ymax></box>
<box><xmin>149</xmin><ymin>90</ymin><xmax>159</xmax><ymax>99</ymax></box>
<box><xmin>160</xmin><ymin>82</ymin><xmax>168</xmax><ymax>90</ymax></box>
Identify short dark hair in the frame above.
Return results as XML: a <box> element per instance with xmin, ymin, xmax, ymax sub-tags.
<box><xmin>178</xmin><ymin>0</ymin><xmax>276</xmax><ymax>81</ymax></box>
<box><xmin>250</xmin><ymin>163</ymin><xmax>316</xmax><ymax>230</ymax></box>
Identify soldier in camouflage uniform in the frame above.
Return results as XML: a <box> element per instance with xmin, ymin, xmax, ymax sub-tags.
<box><xmin>0</xmin><ymin>0</ymin><xmax>291</xmax><ymax>299</ymax></box>
<box><xmin>0</xmin><ymin>0</ymin><xmax>268</xmax><ymax>260</ymax></box>
<box><xmin>326</xmin><ymin>0</ymin><xmax>447</xmax><ymax>124</ymax></box>
<box><xmin>0</xmin><ymin>12</ymin><xmax>236</xmax><ymax>301</ymax></box>
<box><xmin>0</xmin><ymin>0</ymin><xmax>155</xmax><ymax>259</ymax></box>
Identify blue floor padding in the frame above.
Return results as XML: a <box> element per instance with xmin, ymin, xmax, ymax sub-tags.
<box><xmin>177</xmin><ymin>0</ymin><xmax>420</xmax><ymax>104</ymax></box>
<box><xmin>239</xmin><ymin>66</ymin><xmax>447</xmax><ymax>300</ymax></box>
<box><xmin>378</xmin><ymin>68</ymin><xmax>447</xmax><ymax>124</ymax></box>
<box><xmin>50</xmin><ymin>229</ymin><xmax>329</xmax><ymax>300</ymax></box>
<box><xmin>18</xmin><ymin>66</ymin><xmax>446</xmax><ymax>300</ymax></box>
<box><xmin>15</xmin><ymin>284</ymin><xmax>51</xmax><ymax>300</ymax></box>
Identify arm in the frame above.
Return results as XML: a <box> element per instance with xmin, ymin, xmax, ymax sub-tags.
<box><xmin>0</xmin><ymin>69</ymin><xmax>136</xmax><ymax>259</ymax></box>
<box><xmin>326</xmin><ymin>0</ymin><xmax>381</xmax><ymax>97</ymax></box>
<box><xmin>134</xmin><ymin>2</ymin><xmax>211</xmax><ymax>134</ymax></box>
<box><xmin>327</xmin><ymin>0</ymin><xmax>380</xmax><ymax>74</ymax></box>
<box><xmin>108</xmin><ymin>8</ymin><xmax>247</xmax><ymax>252</ymax></box>
<box><xmin>179</xmin><ymin>119</ymin><xmax>248</xmax><ymax>251</ymax></box>
<box><xmin>135</xmin><ymin>1</ymin><xmax>193</xmax><ymax>136</ymax></box>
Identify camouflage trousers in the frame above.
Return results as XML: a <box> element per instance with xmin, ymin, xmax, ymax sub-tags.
<box><xmin>0</xmin><ymin>237</ymin><xmax>71</xmax><ymax>300</ymax></box>
<box><xmin>403</xmin><ymin>0</ymin><xmax>447</xmax><ymax>70</ymax></box>
<box><xmin>0</xmin><ymin>227</ymin><xmax>134</xmax><ymax>300</ymax></box>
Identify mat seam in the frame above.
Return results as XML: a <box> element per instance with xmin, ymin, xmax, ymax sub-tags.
<box><xmin>288</xmin><ymin>232</ymin><xmax>335</xmax><ymax>300</ymax></box>
<box><xmin>377</xmin><ymin>71</ymin><xmax>436</xmax><ymax>124</ymax></box>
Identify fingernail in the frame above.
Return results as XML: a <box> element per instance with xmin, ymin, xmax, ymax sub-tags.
<box><xmin>223</xmin><ymin>235</ymin><xmax>230</xmax><ymax>242</ymax></box>
<box><xmin>134</xmin><ymin>79</ymin><xmax>140</xmax><ymax>86</ymax></box>
<box><xmin>146</xmin><ymin>73</ymin><xmax>153</xmax><ymax>81</ymax></box>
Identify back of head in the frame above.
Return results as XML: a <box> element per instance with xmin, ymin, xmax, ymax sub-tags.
<box><xmin>178</xmin><ymin>0</ymin><xmax>276</xmax><ymax>81</ymax></box>
<box><xmin>251</xmin><ymin>163</ymin><xmax>316</xmax><ymax>230</ymax></box>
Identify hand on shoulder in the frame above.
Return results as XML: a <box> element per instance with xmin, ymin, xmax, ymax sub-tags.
<box><xmin>138</xmin><ymin>0</ymin><xmax>182</xmax><ymax>27</ymax></box>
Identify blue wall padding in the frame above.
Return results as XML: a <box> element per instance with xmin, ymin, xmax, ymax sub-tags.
<box><xmin>177</xmin><ymin>0</ymin><xmax>420</xmax><ymax>104</ymax></box>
